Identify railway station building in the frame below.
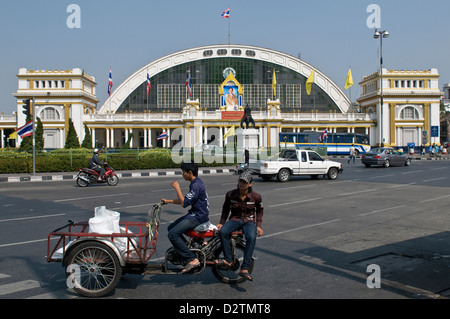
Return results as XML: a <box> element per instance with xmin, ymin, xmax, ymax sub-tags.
<box><xmin>1</xmin><ymin>44</ymin><xmax>443</xmax><ymax>149</ymax></box>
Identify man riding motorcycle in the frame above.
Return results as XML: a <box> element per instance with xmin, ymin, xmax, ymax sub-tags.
<box><xmin>89</xmin><ymin>148</ymin><xmax>105</xmax><ymax>182</ymax></box>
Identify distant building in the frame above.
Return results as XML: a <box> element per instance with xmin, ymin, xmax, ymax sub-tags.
<box><xmin>357</xmin><ymin>68</ymin><xmax>443</xmax><ymax>146</ymax></box>
<box><xmin>12</xmin><ymin>68</ymin><xmax>98</xmax><ymax>148</ymax></box>
<box><xmin>0</xmin><ymin>45</ymin><xmax>443</xmax><ymax>150</ymax></box>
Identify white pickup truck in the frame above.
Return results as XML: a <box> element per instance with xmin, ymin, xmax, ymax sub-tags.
<box><xmin>249</xmin><ymin>149</ymin><xmax>343</xmax><ymax>182</ymax></box>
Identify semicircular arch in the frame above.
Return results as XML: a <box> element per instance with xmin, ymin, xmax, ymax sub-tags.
<box><xmin>98</xmin><ymin>44</ymin><xmax>351</xmax><ymax>114</ymax></box>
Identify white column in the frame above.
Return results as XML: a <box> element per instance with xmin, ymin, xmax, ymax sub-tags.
<box><xmin>106</xmin><ymin>129</ymin><xmax>110</xmax><ymax>148</ymax></box>
<box><xmin>144</xmin><ymin>128</ymin><xmax>148</xmax><ymax>148</ymax></box>
<box><xmin>91</xmin><ymin>128</ymin><xmax>96</xmax><ymax>148</ymax></box>
<box><xmin>129</xmin><ymin>129</ymin><xmax>133</xmax><ymax>148</ymax></box>
<box><xmin>148</xmin><ymin>128</ymin><xmax>152</xmax><ymax>148</ymax></box>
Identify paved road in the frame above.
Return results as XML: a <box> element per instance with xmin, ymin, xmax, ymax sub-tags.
<box><xmin>1</xmin><ymin>159</ymin><xmax>450</xmax><ymax>303</ymax></box>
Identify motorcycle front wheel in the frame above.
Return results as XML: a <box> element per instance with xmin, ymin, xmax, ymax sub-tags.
<box><xmin>76</xmin><ymin>173</ymin><xmax>89</xmax><ymax>187</ymax></box>
<box><xmin>212</xmin><ymin>241</ymin><xmax>254</xmax><ymax>284</ymax></box>
<box><xmin>106</xmin><ymin>175</ymin><xmax>119</xmax><ymax>186</ymax></box>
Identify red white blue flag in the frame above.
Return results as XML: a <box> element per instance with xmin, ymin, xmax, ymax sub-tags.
<box><xmin>147</xmin><ymin>72</ymin><xmax>151</xmax><ymax>97</ymax></box>
<box><xmin>221</xmin><ymin>7</ymin><xmax>230</xmax><ymax>18</ymax></box>
<box><xmin>157</xmin><ymin>131</ymin><xmax>167</xmax><ymax>140</ymax></box>
<box><xmin>319</xmin><ymin>128</ymin><xmax>328</xmax><ymax>143</ymax></box>
<box><xmin>186</xmin><ymin>71</ymin><xmax>192</xmax><ymax>96</ymax></box>
<box><xmin>17</xmin><ymin>120</ymin><xmax>33</xmax><ymax>139</ymax></box>
<box><xmin>108</xmin><ymin>68</ymin><xmax>113</xmax><ymax>96</ymax></box>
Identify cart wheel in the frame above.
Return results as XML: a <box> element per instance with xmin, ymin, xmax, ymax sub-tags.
<box><xmin>65</xmin><ymin>241</ymin><xmax>122</xmax><ymax>298</ymax></box>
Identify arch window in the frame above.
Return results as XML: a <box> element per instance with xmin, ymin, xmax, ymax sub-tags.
<box><xmin>400</xmin><ymin>106</ymin><xmax>420</xmax><ymax>120</ymax></box>
<box><xmin>41</xmin><ymin>107</ymin><xmax>61</xmax><ymax>120</ymax></box>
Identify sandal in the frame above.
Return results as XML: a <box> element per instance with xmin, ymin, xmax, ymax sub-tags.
<box><xmin>181</xmin><ymin>260</ymin><xmax>200</xmax><ymax>273</ymax></box>
<box><xmin>214</xmin><ymin>259</ymin><xmax>233</xmax><ymax>269</ymax></box>
<box><xmin>238</xmin><ymin>270</ymin><xmax>253</xmax><ymax>281</ymax></box>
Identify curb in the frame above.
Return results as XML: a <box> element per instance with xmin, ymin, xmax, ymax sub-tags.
<box><xmin>0</xmin><ymin>168</ymin><xmax>236</xmax><ymax>183</ymax></box>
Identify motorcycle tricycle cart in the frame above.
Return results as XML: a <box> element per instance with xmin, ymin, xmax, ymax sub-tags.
<box><xmin>46</xmin><ymin>202</ymin><xmax>253</xmax><ymax>298</ymax></box>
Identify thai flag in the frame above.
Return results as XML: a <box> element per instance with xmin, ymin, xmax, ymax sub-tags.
<box><xmin>221</xmin><ymin>7</ymin><xmax>230</xmax><ymax>18</ymax></box>
<box><xmin>319</xmin><ymin>128</ymin><xmax>328</xmax><ymax>143</ymax></box>
<box><xmin>108</xmin><ymin>68</ymin><xmax>113</xmax><ymax>96</ymax></box>
<box><xmin>185</xmin><ymin>71</ymin><xmax>192</xmax><ymax>96</ymax></box>
<box><xmin>147</xmin><ymin>72</ymin><xmax>151</xmax><ymax>97</ymax></box>
<box><xmin>157</xmin><ymin>131</ymin><xmax>167</xmax><ymax>140</ymax></box>
<box><xmin>17</xmin><ymin>120</ymin><xmax>33</xmax><ymax>139</ymax></box>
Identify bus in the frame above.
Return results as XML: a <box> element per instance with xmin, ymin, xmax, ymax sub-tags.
<box><xmin>279</xmin><ymin>131</ymin><xmax>371</xmax><ymax>155</ymax></box>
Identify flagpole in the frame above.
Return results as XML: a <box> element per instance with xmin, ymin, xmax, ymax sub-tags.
<box><xmin>32</xmin><ymin>96</ymin><xmax>36</xmax><ymax>175</ymax></box>
<box><xmin>228</xmin><ymin>5</ymin><xmax>231</xmax><ymax>44</ymax></box>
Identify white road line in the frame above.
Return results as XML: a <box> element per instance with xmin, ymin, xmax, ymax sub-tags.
<box><xmin>273</xmin><ymin>185</ymin><xmax>312</xmax><ymax>191</ymax></box>
<box><xmin>0</xmin><ymin>280</ymin><xmax>42</xmax><ymax>296</ymax></box>
<box><xmin>0</xmin><ymin>237</ymin><xmax>54</xmax><ymax>249</ymax></box>
<box><xmin>422</xmin><ymin>177</ymin><xmax>446</xmax><ymax>182</ymax></box>
<box><xmin>0</xmin><ymin>273</ymin><xmax>11</xmax><ymax>279</ymax></box>
<box><xmin>338</xmin><ymin>189</ymin><xmax>375</xmax><ymax>196</ymax></box>
<box><xmin>402</xmin><ymin>170</ymin><xmax>423</xmax><ymax>174</ymax></box>
<box><xmin>387</xmin><ymin>182</ymin><xmax>416</xmax><ymax>188</ymax></box>
<box><xmin>0</xmin><ymin>213</ymin><xmax>66</xmax><ymax>223</ymax></box>
<box><xmin>268</xmin><ymin>198</ymin><xmax>322</xmax><ymax>207</ymax></box>
<box><xmin>359</xmin><ymin>205</ymin><xmax>406</xmax><ymax>216</ymax></box>
<box><xmin>419</xmin><ymin>194</ymin><xmax>450</xmax><ymax>203</ymax></box>
<box><xmin>53</xmin><ymin>193</ymin><xmax>130</xmax><ymax>202</ymax></box>
<box><xmin>261</xmin><ymin>219</ymin><xmax>341</xmax><ymax>239</ymax></box>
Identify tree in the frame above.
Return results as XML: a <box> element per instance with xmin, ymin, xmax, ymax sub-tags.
<box><xmin>81</xmin><ymin>124</ymin><xmax>92</xmax><ymax>149</ymax></box>
<box><xmin>64</xmin><ymin>118</ymin><xmax>80</xmax><ymax>149</ymax></box>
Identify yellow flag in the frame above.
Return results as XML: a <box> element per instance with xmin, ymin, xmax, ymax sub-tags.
<box><xmin>306</xmin><ymin>69</ymin><xmax>315</xmax><ymax>95</ymax></box>
<box><xmin>344</xmin><ymin>68</ymin><xmax>353</xmax><ymax>90</ymax></box>
<box><xmin>8</xmin><ymin>131</ymin><xmax>18</xmax><ymax>140</ymax></box>
<box><xmin>272</xmin><ymin>69</ymin><xmax>277</xmax><ymax>97</ymax></box>
<box><xmin>223</xmin><ymin>126</ymin><xmax>235</xmax><ymax>140</ymax></box>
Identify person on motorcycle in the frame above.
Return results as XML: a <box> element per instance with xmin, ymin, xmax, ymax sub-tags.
<box><xmin>89</xmin><ymin>148</ymin><xmax>105</xmax><ymax>182</ymax></box>
<box><xmin>162</xmin><ymin>162</ymin><xmax>210</xmax><ymax>273</ymax></box>
<box><xmin>216</xmin><ymin>170</ymin><xmax>264</xmax><ymax>281</ymax></box>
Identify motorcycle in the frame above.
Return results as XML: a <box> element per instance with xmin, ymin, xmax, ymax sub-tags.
<box><xmin>75</xmin><ymin>163</ymin><xmax>119</xmax><ymax>187</ymax></box>
<box><xmin>146</xmin><ymin>201</ymin><xmax>253</xmax><ymax>284</ymax></box>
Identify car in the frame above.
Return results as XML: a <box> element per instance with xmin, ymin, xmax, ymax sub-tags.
<box><xmin>361</xmin><ymin>147</ymin><xmax>411</xmax><ymax>168</ymax></box>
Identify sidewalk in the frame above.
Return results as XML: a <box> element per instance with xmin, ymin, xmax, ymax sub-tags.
<box><xmin>0</xmin><ymin>166</ymin><xmax>237</xmax><ymax>183</ymax></box>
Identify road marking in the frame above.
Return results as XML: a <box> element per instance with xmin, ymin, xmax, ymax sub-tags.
<box><xmin>419</xmin><ymin>194</ymin><xmax>450</xmax><ymax>203</ymax></box>
<box><xmin>0</xmin><ymin>237</ymin><xmax>56</xmax><ymax>249</ymax></box>
<box><xmin>0</xmin><ymin>280</ymin><xmax>42</xmax><ymax>296</ymax></box>
<box><xmin>273</xmin><ymin>185</ymin><xmax>312</xmax><ymax>191</ymax></box>
<box><xmin>359</xmin><ymin>205</ymin><xmax>406</xmax><ymax>216</ymax></box>
<box><xmin>53</xmin><ymin>193</ymin><xmax>130</xmax><ymax>202</ymax></box>
<box><xmin>369</xmin><ymin>174</ymin><xmax>393</xmax><ymax>179</ymax></box>
<box><xmin>261</xmin><ymin>219</ymin><xmax>341</xmax><ymax>239</ymax></box>
<box><xmin>0</xmin><ymin>213</ymin><xmax>66</xmax><ymax>223</ymax></box>
<box><xmin>338</xmin><ymin>189</ymin><xmax>375</xmax><ymax>196</ymax></box>
<box><xmin>422</xmin><ymin>177</ymin><xmax>446</xmax><ymax>182</ymax></box>
<box><xmin>402</xmin><ymin>170</ymin><xmax>423</xmax><ymax>174</ymax></box>
<box><xmin>387</xmin><ymin>182</ymin><xmax>416</xmax><ymax>188</ymax></box>
<box><xmin>268</xmin><ymin>198</ymin><xmax>322</xmax><ymax>207</ymax></box>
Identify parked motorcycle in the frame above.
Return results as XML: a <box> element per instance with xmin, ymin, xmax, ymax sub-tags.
<box><xmin>75</xmin><ymin>163</ymin><xmax>119</xmax><ymax>187</ymax></box>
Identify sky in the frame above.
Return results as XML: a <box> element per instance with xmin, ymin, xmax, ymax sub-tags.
<box><xmin>0</xmin><ymin>0</ymin><xmax>449</xmax><ymax>114</ymax></box>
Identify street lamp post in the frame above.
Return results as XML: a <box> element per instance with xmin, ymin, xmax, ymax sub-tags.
<box><xmin>374</xmin><ymin>29</ymin><xmax>389</xmax><ymax>146</ymax></box>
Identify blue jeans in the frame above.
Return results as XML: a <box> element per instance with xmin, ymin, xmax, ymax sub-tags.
<box><xmin>168</xmin><ymin>216</ymin><xmax>200</xmax><ymax>262</ymax></box>
<box><xmin>219</xmin><ymin>219</ymin><xmax>256</xmax><ymax>270</ymax></box>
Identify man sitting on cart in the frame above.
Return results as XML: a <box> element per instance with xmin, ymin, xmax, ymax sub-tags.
<box><xmin>162</xmin><ymin>162</ymin><xmax>210</xmax><ymax>273</ymax></box>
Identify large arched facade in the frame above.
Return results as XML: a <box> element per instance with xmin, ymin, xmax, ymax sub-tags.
<box><xmin>99</xmin><ymin>44</ymin><xmax>352</xmax><ymax>114</ymax></box>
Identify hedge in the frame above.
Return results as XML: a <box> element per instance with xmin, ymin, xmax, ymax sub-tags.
<box><xmin>0</xmin><ymin>148</ymin><xmax>237</xmax><ymax>174</ymax></box>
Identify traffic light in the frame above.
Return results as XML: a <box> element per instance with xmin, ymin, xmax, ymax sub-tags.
<box><xmin>22</xmin><ymin>99</ymin><xmax>31</xmax><ymax>116</ymax></box>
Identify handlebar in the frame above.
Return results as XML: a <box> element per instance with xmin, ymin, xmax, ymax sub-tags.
<box><xmin>51</xmin><ymin>220</ymin><xmax>75</xmax><ymax>233</ymax></box>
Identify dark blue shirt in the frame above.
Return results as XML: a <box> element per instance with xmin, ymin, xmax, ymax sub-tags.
<box><xmin>183</xmin><ymin>177</ymin><xmax>209</xmax><ymax>223</ymax></box>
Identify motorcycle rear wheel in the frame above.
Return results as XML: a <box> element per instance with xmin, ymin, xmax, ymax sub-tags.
<box><xmin>76</xmin><ymin>173</ymin><xmax>89</xmax><ymax>187</ymax></box>
<box><xmin>212</xmin><ymin>241</ymin><xmax>254</xmax><ymax>284</ymax></box>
